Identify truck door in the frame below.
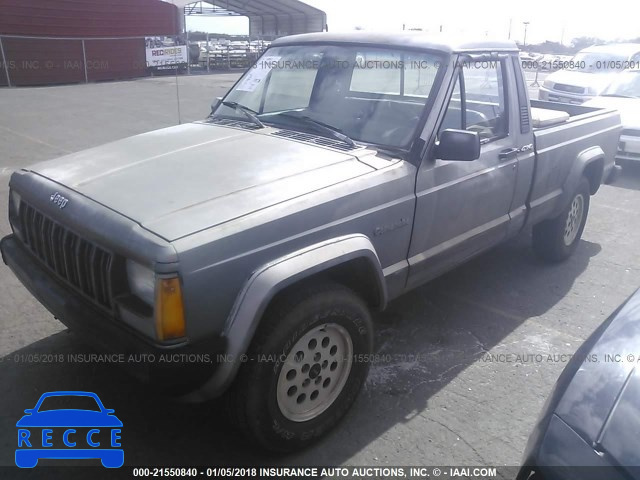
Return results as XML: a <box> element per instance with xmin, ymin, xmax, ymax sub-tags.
<box><xmin>407</xmin><ymin>55</ymin><xmax>520</xmax><ymax>288</ymax></box>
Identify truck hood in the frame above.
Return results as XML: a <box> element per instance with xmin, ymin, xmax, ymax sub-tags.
<box><xmin>547</xmin><ymin>70</ymin><xmax>617</xmax><ymax>95</ymax></box>
<box><xmin>28</xmin><ymin>122</ymin><xmax>374</xmax><ymax>241</ymax></box>
<box><xmin>584</xmin><ymin>96</ymin><xmax>640</xmax><ymax>128</ymax></box>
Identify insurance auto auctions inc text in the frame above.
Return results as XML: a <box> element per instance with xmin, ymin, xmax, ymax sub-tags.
<box><xmin>201</xmin><ymin>466</ymin><xmax>498</xmax><ymax>478</ymax></box>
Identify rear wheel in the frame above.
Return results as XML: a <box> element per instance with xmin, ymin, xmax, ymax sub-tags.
<box><xmin>532</xmin><ymin>177</ymin><xmax>590</xmax><ymax>262</ymax></box>
<box><xmin>227</xmin><ymin>282</ymin><xmax>374</xmax><ymax>452</ymax></box>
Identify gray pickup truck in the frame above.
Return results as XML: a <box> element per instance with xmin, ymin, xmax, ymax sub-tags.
<box><xmin>1</xmin><ymin>33</ymin><xmax>621</xmax><ymax>452</ymax></box>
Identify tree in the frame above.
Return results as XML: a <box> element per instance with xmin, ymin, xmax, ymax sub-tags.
<box><xmin>571</xmin><ymin>37</ymin><xmax>605</xmax><ymax>51</ymax></box>
<box><xmin>528</xmin><ymin>41</ymin><xmax>573</xmax><ymax>55</ymax></box>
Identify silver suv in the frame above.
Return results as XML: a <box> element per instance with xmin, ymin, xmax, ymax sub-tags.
<box><xmin>539</xmin><ymin>43</ymin><xmax>640</xmax><ymax>104</ymax></box>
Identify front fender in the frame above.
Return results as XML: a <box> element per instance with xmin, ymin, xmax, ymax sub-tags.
<box><xmin>181</xmin><ymin>234</ymin><xmax>386</xmax><ymax>401</ymax></box>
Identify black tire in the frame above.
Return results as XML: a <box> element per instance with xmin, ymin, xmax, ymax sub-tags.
<box><xmin>227</xmin><ymin>282</ymin><xmax>374</xmax><ymax>452</ymax></box>
<box><xmin>532</xmin><ymin>177</ymin><xmax>591</xmax><ymax>263</ymax></box>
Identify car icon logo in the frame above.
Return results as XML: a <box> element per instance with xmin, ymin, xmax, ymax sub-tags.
<box><xmin>15</xmin><ymin>391</ymin><xmax>123</xmax><ymax>468</ymax></box>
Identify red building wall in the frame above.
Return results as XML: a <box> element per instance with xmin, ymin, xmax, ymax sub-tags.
<box><xmin>0</xmin><ymin>0</ymin><xmax>180</xmax><ymax>86</ymax></box>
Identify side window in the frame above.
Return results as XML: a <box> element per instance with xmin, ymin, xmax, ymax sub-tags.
<box><xmin>438</xmin><ymin>58</ymin><xmax>508</xmax><ymax>143</ymax></box>
<box><xmin>462</xmin><ymin>61</ymin><xmax>508</xmax><ymax>140</ymax></box>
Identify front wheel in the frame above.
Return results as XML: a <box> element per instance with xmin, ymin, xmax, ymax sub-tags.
<box><xmin>228</xmin><ymin>282</ymin><xmax>374</xmax><ymax>452</ymax></box>
<box><xmin>532</xmin><ymin>177</ymin><xmax>591</xmax><ymax>263</ymax></box>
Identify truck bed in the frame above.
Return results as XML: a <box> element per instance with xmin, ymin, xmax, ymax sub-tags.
<box><xmin>526</xmin><ymin>100</ymin><xmax>622</xmax><ymax>225</ymax></box>
<box><xmin>531</xmin><ymin>99</ymin><xmax>608</xmax><ymax>127</ymax></box>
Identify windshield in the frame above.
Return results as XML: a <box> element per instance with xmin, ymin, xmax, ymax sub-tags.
<box><xmin>602</xmin><ymin>70</ymin><xmax>640</xmax><ymax>97</ymax></box>
<box><xmin>214</xmin><ymin>45</ymin><xmax>445</xmax><ymax>149</ymax></box>
<box><xmin>571</xmin><ymin>51</ymin><xmax>632</xmax><ymax>72</ymax></box>
<box><xmin>37</xmin><ymin>395</ymin><xmax>102</xmax><ymax>412</ymax></box>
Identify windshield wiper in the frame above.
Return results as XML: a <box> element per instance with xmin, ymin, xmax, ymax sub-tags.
<box><xmin>219</xmin><ymin>101</ymin><xmax>265</xmax><ymax>128</ymax></box>
<box><xmin>272</xmin><ymin>112</ymin><xmax>357</xmax><ymax>148</ymax></box>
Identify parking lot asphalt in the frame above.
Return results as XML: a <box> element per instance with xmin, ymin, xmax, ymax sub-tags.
<box><xmin>1</xmin><ymin>71</ymin><xmax>640</xmax><ymax>474</ymax></box>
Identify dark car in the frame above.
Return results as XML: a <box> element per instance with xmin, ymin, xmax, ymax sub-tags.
<box><xmin>519</xmin><ymin>288</ymin><xmax>640</xmax><ymax>480</ymax></box>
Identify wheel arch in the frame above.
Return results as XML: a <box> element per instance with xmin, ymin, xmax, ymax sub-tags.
<box><xmin>181</xmin><ymin>234</ymin><xmax>386</xmax><ymax>401</ymax></box>
<box><xmin>582</xmin><ymin>157</ymin><xmax>604</xmax><ymax>195</ymax></box>
<box><xmin>566</xmin><ymin>147</ymin><xmax>605</xmax><ymax>197</ymax></box>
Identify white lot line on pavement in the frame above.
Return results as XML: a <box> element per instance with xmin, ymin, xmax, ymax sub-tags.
<box><xmin>0</xmin><ymin>124</ymin><xmax>72</xmax><ymax>155</ymax></box>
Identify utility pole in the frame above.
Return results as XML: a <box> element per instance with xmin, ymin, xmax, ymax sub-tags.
<box><xmin>508</xmin><ymin>18</ymin><xmax>512</xmax><ymax>40</ymax></box>
<box><xmin>523</xmin><ymin>21</ymin><xmax>530</xmax><ymax>47</ymax></box>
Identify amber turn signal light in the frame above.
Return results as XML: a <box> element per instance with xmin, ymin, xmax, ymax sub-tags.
<box><xmin>155</xmin><ymin>276</ymin><xmax>186</xmax><ymax>341</ymax></box>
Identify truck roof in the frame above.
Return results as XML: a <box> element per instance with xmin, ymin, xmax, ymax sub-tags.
<box><xmin>272</xmin><ymin>32</ymin><xmax>519</xmax><ymax>54</ymax></box>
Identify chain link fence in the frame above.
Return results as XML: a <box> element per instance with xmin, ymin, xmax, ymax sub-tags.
<box><xmin>0</xmin><ymin>34</ymin><xmax>268</xmax><ymax>87</ymax></box>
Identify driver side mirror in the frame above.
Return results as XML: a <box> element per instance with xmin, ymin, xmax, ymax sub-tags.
<box><xmin>210</xmin><ymin>96</ymin><xmax>223</xmax><ymax>114</ymax></box>
<box><xmin>434</xmin><ymin>129</ymin><xmax>481</xmax><ymax>161</ymax></box>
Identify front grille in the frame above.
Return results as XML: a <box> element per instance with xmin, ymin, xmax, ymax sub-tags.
<box><xmin>553</xmin><ymin>83</ymin><xmax>585</xmax><ymax>94</ymax></box>
<box><xmin>18</xmin><ymin>203</ymin><xmax>113</xmax><ymax>310</ymax></box>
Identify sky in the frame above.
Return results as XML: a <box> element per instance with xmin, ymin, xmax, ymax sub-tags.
<box><xmin>184</xmin><ymin>0</ymin><xmax>640</xmax><ymax>45</ymax></box>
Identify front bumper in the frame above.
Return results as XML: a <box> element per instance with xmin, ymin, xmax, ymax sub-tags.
<box><xmin>538</xmin><ymin>86</ymin><xmax>593</xmax><ymax>105</ymax></box>
<box><xmin>617</xmin><ymin>133</ymin><xmax>640</xmax><ymax>164</ymax></box>
<box><xmin>1</xmin><ymin>235</ymin><xmax>227</xmax><ymax>395</ymax></box>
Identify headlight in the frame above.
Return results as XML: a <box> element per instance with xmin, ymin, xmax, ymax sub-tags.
<box><xmin>9</xmin><ymin>190</ymin><xmax>21</xmax><ymax>215</ymax></box>
<box><xmin>8</xmin><ymin>190</ymin><xmax>23</xmax><ymax>239</ymax></box>
<box><xmin>126</xmin><ymin>260</ymin><xmax>155</xmax><ymax>306</ymax></box>
<box><xmin>543</xmin><ymin>79</ymin><xmax>554</xmax><ymax>89</ymax></box>
<box><xmin>586</xmin><ymin>86</ymin><xmax>600</xmax><ymax>96</ymax></box>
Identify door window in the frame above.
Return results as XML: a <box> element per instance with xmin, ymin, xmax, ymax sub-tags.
<box><xmin>439</xmin><ymin>58</ymin><xmax>509</xmax><ymax>142</ymax></box>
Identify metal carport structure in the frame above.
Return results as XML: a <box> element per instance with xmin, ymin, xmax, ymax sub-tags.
<box><xmin>165</xmin><ymin>0</ymin><xmax>327</xmax><ymax>39</ymax></box>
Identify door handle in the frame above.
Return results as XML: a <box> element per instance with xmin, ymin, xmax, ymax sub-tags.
<box><xmin>499</xmin><ymin>147</ymin><xmax>518</xmax><ymax>161</ymax></box>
